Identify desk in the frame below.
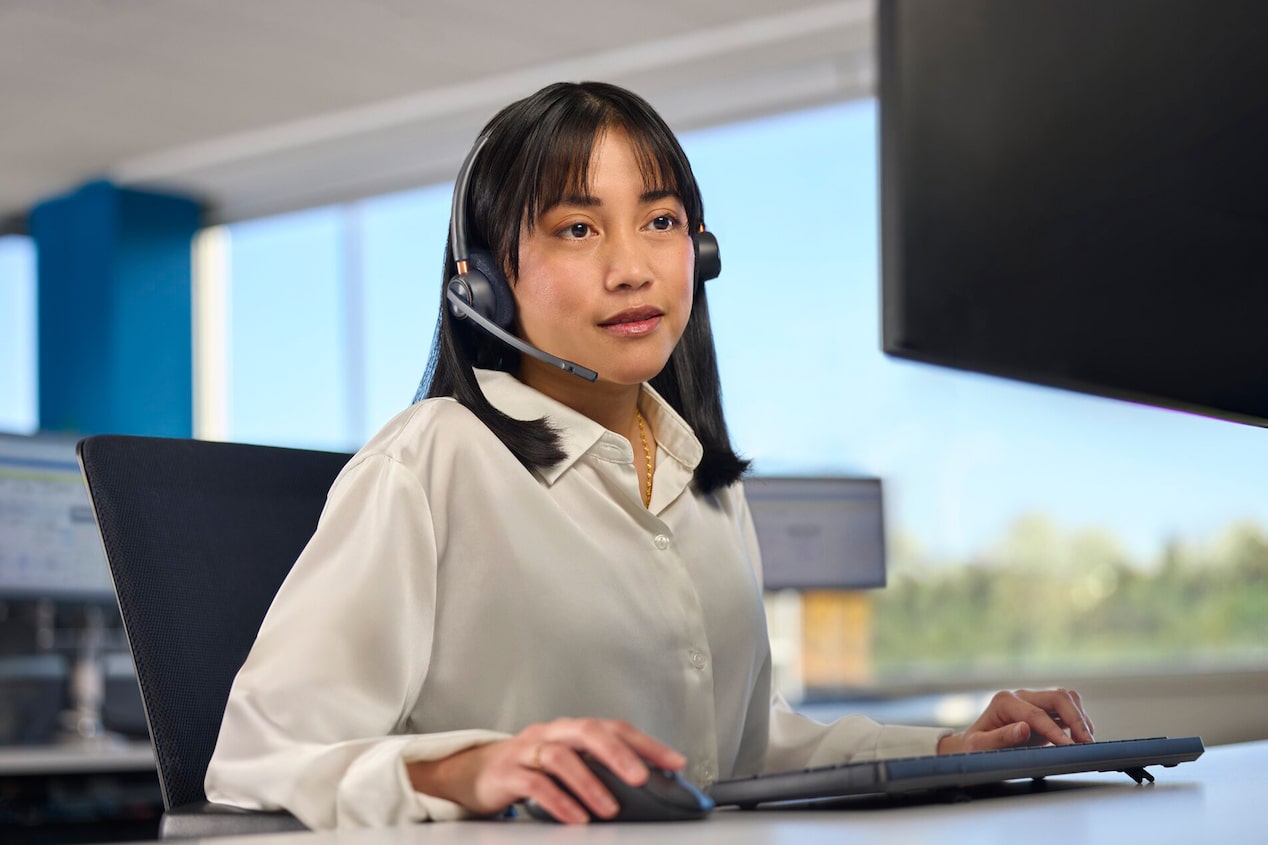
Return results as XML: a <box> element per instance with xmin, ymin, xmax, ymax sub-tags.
<box><xmin>104</xmin><ymin>739</ymin><xmax>1265</xmax><ymax>845</ymax></box>
<box><xmin>0</xmin><ymin>740</ymin><xmax>154</xmax><ymax>776</ymax></box>
<box><xmin>0</xmin><ymin>741</ymin><xmax>161</xmax><ymax>841</ymax></box>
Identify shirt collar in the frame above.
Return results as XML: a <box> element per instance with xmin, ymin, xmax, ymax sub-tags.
<box><xmin>474</xmin><ymin>369</ymin><xmax>703</xmax><ymax>487</ymax></box>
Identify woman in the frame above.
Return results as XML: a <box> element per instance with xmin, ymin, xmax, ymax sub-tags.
<box><xmin>204</xmin><ymin>81</ymin><xmax>1094</xmax><ymax>829</ymax></box>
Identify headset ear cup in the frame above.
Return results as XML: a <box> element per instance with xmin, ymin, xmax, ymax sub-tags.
<box><xmin>693</xmin><ymin>230</ymin><xmax>721</xmax><ymax>283</ymax></box>
<box><xmin>447</xmin><ymin>273</ymin><xmax>489</xmax><ymax>320</ymax></box>
<box><xmin>466</xmin><ymin>248</ymin><xmax>516</xmax><ymax>328</ymax></box>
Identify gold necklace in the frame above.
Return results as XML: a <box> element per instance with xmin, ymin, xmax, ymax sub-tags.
<box><xmin>635</xmin><ymin>409</ymin><xmax>653</xmax><ymax>508</ymax></box>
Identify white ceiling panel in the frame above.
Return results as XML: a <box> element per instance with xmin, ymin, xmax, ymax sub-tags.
<box><xmin>0</xmin><ymin>0</ymin><xmax>874</xmax><ymax>231</ymax></box>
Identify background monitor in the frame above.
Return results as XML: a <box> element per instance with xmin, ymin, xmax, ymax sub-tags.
<box><xmin>879</xmin><ymin>0</ymin><xmax>1268</xmax><ymax>426</ymax></box>
<box><xmin>0</xmin><ymin>433</ymin><xmax>114</xmax><ymax>601</ymax></box>
<box><xmin>746</xmin><ymin>477</ymin><xmax>886</xmax><ymax>591</ymax></box>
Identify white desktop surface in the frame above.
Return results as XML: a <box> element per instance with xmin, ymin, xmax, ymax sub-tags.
<box><xmin>106</xmin><ymin>739</ymin><xmax>1262</xmax><ymax>845</ymax></box>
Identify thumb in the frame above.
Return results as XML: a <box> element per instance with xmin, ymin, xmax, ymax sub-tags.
<box><xmin>967</xmin><ymin>721</ymin><xmax>1030</xmax><ymax>752</ymax></box>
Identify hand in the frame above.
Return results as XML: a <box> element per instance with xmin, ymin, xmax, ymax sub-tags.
<box><xmin>406</xmin><ymin>717</ymin><xmax>686</xmax><ymax>824</ymax></box>
<box><xmin>937</xmin><ymin>688</ymin><xmax>1095</xmax><ymax>755</ymax></box>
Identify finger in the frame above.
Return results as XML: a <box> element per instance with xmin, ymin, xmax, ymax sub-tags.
<box><xmin>1044</xmin><ymin>710</ymin><xmax>1095</xmax><ymax>735</ymax></box>
<box><xmin>539</xmin><ymin>720</ymin><xmax>650</xmax><ymax>786</ymax></box>
<box><xmin>1066</xmin><ymin>689</ymin><xmax>1095</xmax><ymax>737</ymax></box>
<box><xmin>979</xmin><ymin>691</ymin><xmax>1068</xmax><ymax>746</ymax></box>
<box><xmin>573</xmin><ymin>720</ymin><xmax>684</xmax><ymax>785</ymax></box>
<box><xmin>537</xmin><ymin>718</ymin><xmax>685</xmax><ymax>785</ymax></box>
<box><xmin>609</xmin><ymin>721</ymin><xmax>687</xmax><ymax>773</ymax></box>
<box><xmin>1034</xmin><ymin>712</ymin><xmax>1075</xmax><ymax>745</ymax></box>
<box><xmin>539</xmin><ymin>743</ymin><xmax>620</xmax><ymax>820</ymax></box>
<box><xmin>520</xmin><ymin>770</ymin><xmax>590</xmax><ymax>826</ymax></box>
<box><xmin>1024</xmin><ymin>689</ymin><xmax>1094</xmax><ymax>744</ymax></box>
<box><xmin>964</xmin><ymin>721</ymin><xmax>1031</xmax><ymax>752</ymax></box>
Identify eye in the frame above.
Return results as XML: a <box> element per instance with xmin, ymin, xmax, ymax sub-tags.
<box><xmin>559</xmin><ymin>222</ymin><xmax>593</xmax><ymax>240</ymax></box>
<box><xmin>648</xmin><ymin>215</ymin><xmax>680</xmax><ymax>232</ymax></box>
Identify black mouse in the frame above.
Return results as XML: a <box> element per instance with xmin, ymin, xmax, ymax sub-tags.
<box><xmin>524</xmin><ymin>753</ymin><xmax>715</xmax><ymax>822</ymax></box>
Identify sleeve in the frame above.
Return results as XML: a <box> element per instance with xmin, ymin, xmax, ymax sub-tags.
<box><xmin>203</xmin><ymin>453</ymin><xmax>509</xmax><ymax>830</ymax></box>
<box><xmin>765</xmin><ymin>693</ymin><xmax>951</xmax><ymax>772</ymax></box>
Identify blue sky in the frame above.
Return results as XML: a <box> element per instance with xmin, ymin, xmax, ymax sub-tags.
<box><xmin>5</xmin><ymin>99</ymin><xmax>1268</xmax><ymax>566</ymax></box>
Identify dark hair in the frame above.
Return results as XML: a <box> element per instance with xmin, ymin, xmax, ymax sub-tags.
<box><xmin>417</xmin><ymin>81</ymin><xmax>748</xmax><ymax>493</ymax></box>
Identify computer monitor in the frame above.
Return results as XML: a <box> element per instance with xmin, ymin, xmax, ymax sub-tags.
<box><xmin>746</xmin><ymin>477</ymin><xmax>886</xmax><ymax>591</ymax></box>
<box><xmin>879</xmin><ymin>0</ymin><xmax>1268</xmax><ymax>426</ymax></box>
<box><xmin>0</xmin><ymin>433</ymin><xmax>114</xmax><ymax>601</ymax></box>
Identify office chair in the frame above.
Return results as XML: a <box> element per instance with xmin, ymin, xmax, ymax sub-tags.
<box><xmin>77</xmin><ymin>434</ymin><xmax>353</xmax><ymax>838</ymax></box>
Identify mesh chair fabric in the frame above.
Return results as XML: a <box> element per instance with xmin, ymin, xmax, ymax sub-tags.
<box><xmin>77</xmin><ymin>435</ymin><xmax>351</xmax><ymax>811</ymax></box>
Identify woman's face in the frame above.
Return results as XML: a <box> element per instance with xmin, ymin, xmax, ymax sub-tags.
<box><xmin>511</xmin><ymin>130</ymin><xmax>695</xmax><ymax>389</ymax></box>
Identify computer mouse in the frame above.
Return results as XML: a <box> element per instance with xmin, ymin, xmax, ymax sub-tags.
<box><xmin>524</xmin><ymin>753</ymin><xmax>715</xmax><ymax>822</ymax></box>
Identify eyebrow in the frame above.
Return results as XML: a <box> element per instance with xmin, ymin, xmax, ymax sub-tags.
<box><xmin>551</xmin><ymin>188</ymin><xmax>681</xmax><ymax>210</ymax></box>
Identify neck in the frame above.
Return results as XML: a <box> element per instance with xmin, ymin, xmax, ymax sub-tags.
<box><xmin>518</xmin><ymin>359</ymin><xmax>641</xmax><ymax>433</ymax></box>
<box><xmin>518</xmin><ymin>359</ymin><xmax>656</xmax><ymax>509</ymax></box>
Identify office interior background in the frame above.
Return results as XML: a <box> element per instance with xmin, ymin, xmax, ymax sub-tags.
<box><xmin>2</xmin><ymin>0</ymin><xmax>1267</xmax><ymax>825</ymax></box>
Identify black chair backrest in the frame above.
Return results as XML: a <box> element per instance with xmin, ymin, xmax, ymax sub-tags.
<box><xmin>76</xmin><ymin>435</ymin><xmax>351</xmax><ymax>811</ymax></box>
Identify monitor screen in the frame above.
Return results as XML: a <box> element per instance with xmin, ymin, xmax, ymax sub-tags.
<box><xmin>746</xmin><ymin>477</ymin><xmax>886</xmax><ymax>591</ymax></box>
<box><xmin>879</xmin><ymin>0</ymin><xmax>1268</xmax><ymax>426</ymax></box>
<box><xmin>0</xmin><ymin>433</ymin><xmax>114</xmax><ymax>600</ymax></box>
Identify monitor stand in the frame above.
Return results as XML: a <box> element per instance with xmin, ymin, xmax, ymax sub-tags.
<box><xmin>55</xmin><ymin>605</ymin><xmax>126</xmax><ymax>748</ymax></box>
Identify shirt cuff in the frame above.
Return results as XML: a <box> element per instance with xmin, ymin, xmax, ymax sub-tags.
<box><xmin>853</xmin><ymin>724</ymin><xmax>954</xmax><ymax>762</ymax></box>
<box><xmin>397</xmin><ymin>729</ymin><xmax>511</xmax><ymax>821</ymax></box>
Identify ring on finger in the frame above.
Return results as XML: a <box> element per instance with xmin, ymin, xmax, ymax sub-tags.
<box><xmin>530</xmin><ymin>742</ymin><xmax>545</xmax><ymax>770</ymax></box>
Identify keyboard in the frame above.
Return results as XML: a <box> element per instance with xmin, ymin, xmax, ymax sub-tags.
<box><xmin>709</xmin><ymin>736</ymin><xmax>1205</xmax><ymax>808</ymax></box>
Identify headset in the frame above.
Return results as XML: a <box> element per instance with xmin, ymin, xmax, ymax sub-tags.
<box><xmin>445</xmin><ymin>134</ymin><xmax>721</xmax><ymax>383</ymax></box>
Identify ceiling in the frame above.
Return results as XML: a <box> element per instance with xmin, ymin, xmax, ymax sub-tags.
<box><xmin>0</xmin><ymin>0</ymin><xmax>876</xmax><ymax>233</ymax></box>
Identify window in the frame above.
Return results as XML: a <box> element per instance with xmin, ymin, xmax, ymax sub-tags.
<box><xmin>209</xmin><ymin>188</ymin><xmax>450</xmax><ymax>451</ymax></box>
<box><xmin>207</xmin><ymin>100</ymin><xmax>1268</xmax><ymax>691</ymax></box>
<box><xmin>0</xmin><ymin>235</ymin><xmax>38</xmax><ymax>435</ymax></box>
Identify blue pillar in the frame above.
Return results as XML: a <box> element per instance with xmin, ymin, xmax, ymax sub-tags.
<box><xmin>29</xmin><ymin>181</ymin><xmax>201</xmax><ymax>437</ymax></box>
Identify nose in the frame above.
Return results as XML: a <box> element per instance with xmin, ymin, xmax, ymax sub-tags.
<box><xmin>602</xmin><ymin>227</ymin><xmax>653</xmax><ymax>291</ymax></box>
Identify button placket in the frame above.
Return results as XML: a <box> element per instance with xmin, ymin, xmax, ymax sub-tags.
<box><xmin>639</xmin><ymin>510</ymin><xmax>718</xmax><ymax>787</ymax></box>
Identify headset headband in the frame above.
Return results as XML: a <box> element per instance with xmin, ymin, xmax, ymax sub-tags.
<box><xmin>449</xmin><ymin>134</ymin><xmax>489</xmax><ymax>273</ymax></box>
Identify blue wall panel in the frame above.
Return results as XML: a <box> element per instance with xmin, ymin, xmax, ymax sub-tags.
<box><xmin>30</xmin><ymin>181</ymin><xmax>201</xmax><ymax>436</ymax></box>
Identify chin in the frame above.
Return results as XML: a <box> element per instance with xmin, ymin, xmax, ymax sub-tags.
<box><xmin>583</xmin><ymin>339</ymin><xmax>678</xmax><ymax>385</ymax></box>
<box><xmin>598</xmin><ymin>360</ymin><xmax>671</xmax><ymax>386</ymax></box>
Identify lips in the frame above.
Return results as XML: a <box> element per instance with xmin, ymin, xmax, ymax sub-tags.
<box><xmin>599</xmin><ymin>306</ymin><xmax>664</xmax><ymax>327</ymax></box>
<box><xmin>598</xmin><ymin>306</ymin><xmax>664</xmax><ymax>339</ymax></box>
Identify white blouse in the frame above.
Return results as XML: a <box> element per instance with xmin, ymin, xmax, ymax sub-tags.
<box><xmin>205</xmin><ymin>370</ymin><xmax>946</xmax><ymax>829</ymax></box>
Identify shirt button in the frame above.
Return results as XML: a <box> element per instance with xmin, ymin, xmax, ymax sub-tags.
<box><xmin>699</xmin><ymin>763</ymin><xmax>715</xmax><ymax>785</ymax></box>
<box><xmin>688</xmin><ymin>648</ymin><xmax>707</xmax><ymax>669</ymax></box>
<box><xmin>653</xmin><ymin>534</ymin><xmax>670</xmax><ymax>550</ymax></box>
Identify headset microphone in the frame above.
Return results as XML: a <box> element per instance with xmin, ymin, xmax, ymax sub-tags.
<box><xmin>445</xmin><ymin>286</ymin><xmax>599</xmax><ymax>381</ymax></box>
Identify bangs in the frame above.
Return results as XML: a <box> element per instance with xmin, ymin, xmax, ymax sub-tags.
<box><xmin>473</xmin><ymin>83</ymin><xmax>705</xmax><ymax>281</ymax></box>
<box><xmin>525</xmin><ymin>123</ymin><xmax>683</xmax><ymax>227</ymax></box>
